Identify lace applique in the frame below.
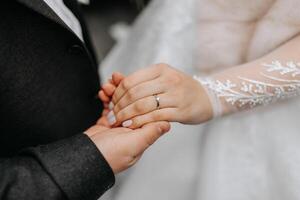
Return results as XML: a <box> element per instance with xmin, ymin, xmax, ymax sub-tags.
<box><xmin>195</xmin><ymin>61</ymin><xmax>300</xmax><ymax>111</ymax></box>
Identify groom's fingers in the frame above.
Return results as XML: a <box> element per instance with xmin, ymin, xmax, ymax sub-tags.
<box><xmin>114</xmin><ymin>79</ymin><xmax>166</xmax><ymax>113</ymax></box>
<box><xmin>115</xmin><ymin>93</ymin><xmax>176</xmax><ymax>126</ymax></box>
<box><xmin>112</xmin><ymin>72</ymin><xmax>125</xmax><ymax>86</ymax></box>
<box><xmin>123</xmin><ymin>108</ymin><xmax>178</xmax><ymax>129</ymax></box>
<box><xmin>102</xmin><ymin>83</ymin><xmax>116</xmax><ymax>96</ymax></box>
<box><xmin>112</xmin><ymin>65</ymin><xmax>163</xmax><ymax>104</ymax></box>
<box><xmin>99</xmin><ymin>90</ymin><xmax>110</xmax><ymax>102</ymax></box>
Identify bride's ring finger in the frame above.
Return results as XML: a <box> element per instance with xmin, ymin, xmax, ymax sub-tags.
<box><xmin>115</xmin><ymin>93</ymin><xmax>171</xmax><ymax>126</ymax></box>
<box><xmin>113</xmin><ymin>78</ymin><xmax>166</xmax><ymax>113</ymax></box>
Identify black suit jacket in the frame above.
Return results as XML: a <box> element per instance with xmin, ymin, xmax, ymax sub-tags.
<box><xmin>0</xmin><ymin>1</ymin><xmax>115</xmax><ymax>199</ymax></box>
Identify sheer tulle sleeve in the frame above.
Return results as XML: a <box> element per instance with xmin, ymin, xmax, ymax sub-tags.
<box><xmin>193</xmin><ymin>35</ymin><xmax>300</xmax><ymax>118</ymax></box>
<box><xmin>194</xmin><ymin>60</ymin><xmax>300</xmax><ymax>117</ymax></box>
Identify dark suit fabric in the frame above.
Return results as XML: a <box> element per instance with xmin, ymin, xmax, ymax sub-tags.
<box><xmin>0</xmin><ymin>1</ymin><xmax>115</xmax><ymax>199</ymax></box>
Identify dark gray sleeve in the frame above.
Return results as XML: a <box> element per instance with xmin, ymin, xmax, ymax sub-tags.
<box><xmin>0</xmin><ymin>134</ymin><xmax>115</xmax><ymax>200</ymax></box>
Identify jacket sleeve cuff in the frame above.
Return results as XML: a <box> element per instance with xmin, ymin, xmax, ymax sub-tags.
<box><xmin>23</xmin><ymin>134</ymin><xmax>115</xmax><ymax>200</ymax></box>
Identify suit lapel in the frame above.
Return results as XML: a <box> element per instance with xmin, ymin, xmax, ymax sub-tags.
<box><xmin>17</xmin><ymin>0</ymin><xmax>70</xmax><ymax>31</ymax></box>
<box><xmin>16</xmin><ymin>0</ymin><xmax>97</xmax><ymax>64</ymax></box>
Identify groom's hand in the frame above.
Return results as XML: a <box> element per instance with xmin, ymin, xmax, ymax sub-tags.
<box><xmin>98</xmin><ymin>72</ymin><xmax>125</xmax><ymax>127</ymax></box>
<box><xmin>85</xmin><ymin>121</ymin><xmax>170</xmax><ymax>174</ymax></box>
<box><xmin>99</xmin><ymin>72</ymin><xmax>125</xmax><ymax>111</ymax></box>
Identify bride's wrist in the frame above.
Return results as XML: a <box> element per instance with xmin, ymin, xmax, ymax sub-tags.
<box><xmin>197</xmin><ymin>82</ymin><xmax>214</xmax><ymax>122</ymax></box>
<box><xmin>193</xmin><ymin>76</ymin><xmax>222</xmax><ymax>120</ymax></box>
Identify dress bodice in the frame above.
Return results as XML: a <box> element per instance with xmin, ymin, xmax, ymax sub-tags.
<box><xmin>197</xmin><ymin>0</ymin><xmax>300</xmax><ymax>73</ymax></box>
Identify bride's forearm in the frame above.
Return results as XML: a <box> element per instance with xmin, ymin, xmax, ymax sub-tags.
<box><xmin>195</xmin><ymin>35</ymin><xmax>300</xmax><ymax>117</ymax></box>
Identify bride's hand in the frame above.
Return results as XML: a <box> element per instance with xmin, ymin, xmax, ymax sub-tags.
<box><xmin>109</xmin><ymin>63</ymin><xmax>213</xmax><ymax>128</ymax></box>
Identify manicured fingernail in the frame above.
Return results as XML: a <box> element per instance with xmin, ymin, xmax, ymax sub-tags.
<box><xmin>109</xmin><ymin>102</ymin><xmax>114</xmax><ymax>110</ymax></box>
<box><xmin>122</xmin><ymin>120</ymin><xmax>133</xmax><ymax>127</ymax></box>
<box><xmin>108</xmin><ymin>115</ymin><xmax>116</xmax><ymax>125</ymax></box>
<box><xmin>108</xmin><ymin>111</ymin><xmax>116</xmax><ymax>125</ymax></box>
<box><xmin>107</xmin><ymin>110</ymin><xmax>114</xmax><ymax>118</ymax></box>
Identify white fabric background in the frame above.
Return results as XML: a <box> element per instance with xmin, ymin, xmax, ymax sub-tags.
<box><xmin>100</xmin><ymin>0</ymin><xmax>300</xmax><ymax>199</ymax></box>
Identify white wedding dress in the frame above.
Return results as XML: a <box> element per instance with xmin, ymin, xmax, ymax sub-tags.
<box><xmin>100</xmin><ymin>0</ymin><xmax>300</xmax><ymax>199</ymax></box>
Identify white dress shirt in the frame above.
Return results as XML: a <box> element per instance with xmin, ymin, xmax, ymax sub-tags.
<box><xmin>43</xmin><ymin>0</ymin><xmax>84</xmax><ymax>40</ymax></box>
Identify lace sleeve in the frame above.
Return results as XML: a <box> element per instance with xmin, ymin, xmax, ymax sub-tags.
<box><xmin>194</xmin><ymin>60</ymin><xmax>300</xmax><ymax>118</ymax></box>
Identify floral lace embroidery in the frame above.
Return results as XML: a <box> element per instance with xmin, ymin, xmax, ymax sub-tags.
<box><xmin>195</xmin><ymin>61</ymin><xmax>300</xmax><ymax>109</ymax></box>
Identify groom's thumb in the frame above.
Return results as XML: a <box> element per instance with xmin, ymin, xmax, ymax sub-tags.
<box><xmin>134</xmin><ymin>121</ymin><xmax>171</xmax><ymax>152</ymax></box>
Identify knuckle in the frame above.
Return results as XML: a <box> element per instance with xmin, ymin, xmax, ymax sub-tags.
<box><xmin>115</xmin><ymin>103</ymin><xmax>125</xmax><ymax>113</ymax></box>
<box><xmin>133</xmin><ymin>102</ymin><xmax>144</xmax><ymax>113</ymax></box>
<box><xmin>155</xmin><ymin>63</ymin><xmax>169</xmax><ymax>70</ymax></box>
<box><xmin>152</xmin><ymin>112</ymin><xmax>161</xmax><ymax>121</ymax></box>
<box><xmin>122</xmin><ymin>79</ymin><xmax>132</xmax><ymax>90</ymax></box>
<box><xmin>133</xmin><ymin>86</ymin><xmax>141</xmax><ymax>96</ymax></box>
<box><xmin>132</xmin><ymin>116</ymin><xmax>145</xmax><ymax>128</ymax></box>
<box><xmin>126</xmin><ymin>89</ymin><xmax>135</xmax><ymax>101</ymax></box>
<box><xmin>112</xmin><ymin>95</ymin><xmax>118</xmax><ymax>104</ymax></box>
<box><xmin>116</xmin><ymin>111</ymin><xmax>126</xmax><ymax>121</ymax></box>
<box><xmin>153</xmin><ymin>64</ymin><xmax>163</xmax><ymax>72</ymax></box>
<box><xmin>162</xmin><ymin>76</ymin><xmax>172</xmax><ymax>85</ymax></box>
<box><xmin>152</xmin><ymin>111</ymin><xmax>164</xmax><ymax>121</ymax></box>
<box><xmin>113</xmin><ymin>105</ymin><xmax>120</xmax><ymax>113</ymax></box>
<box><xmin>160</xmin><ymin>112</ymin><xmax>169</xmax><ymax>120</ymax></box>
<box><xmin>131</xmin><ymin>117</ymin><xmax>141</xmax><ymax>128</ymax></box>
<box><xmin>163</xmin><ymin>74</ymin><xmax>181</xmax><ymax>86</ymax></box>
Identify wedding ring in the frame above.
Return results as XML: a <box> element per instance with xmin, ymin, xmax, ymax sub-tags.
<box><xmin>154</xmin><ymin>94</ymin><xmax>160</xmax><ymax>109</ymax></box>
